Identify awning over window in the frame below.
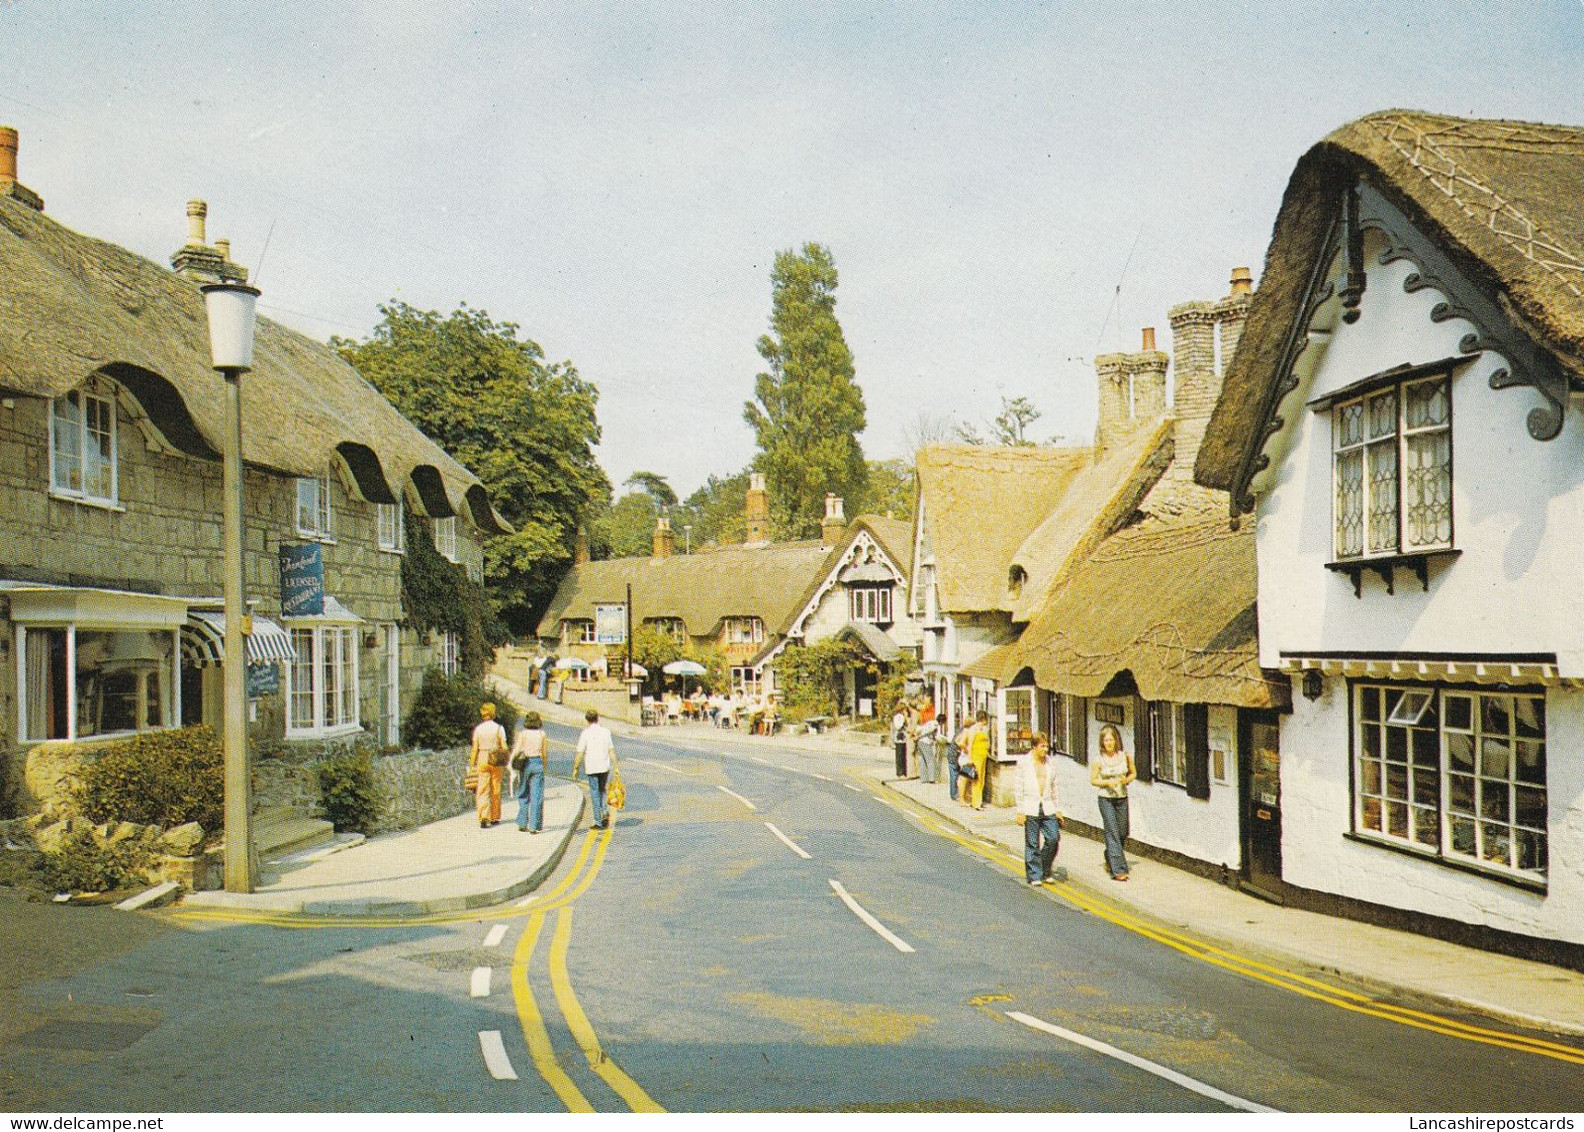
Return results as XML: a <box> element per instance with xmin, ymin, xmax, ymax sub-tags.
<box><xmin>280</xmin><ymin>595</ymin><xmax>363</xmax><ymax>625</ymax></box>
<box><xmin>182</xmin><ymin>611</ymin><xmax>298</xmax><ymax>668</ymax></box>
<box><xmin>1278</xmin><ymin>652</ymin><xmax>1575</xmax><ymax>686</ymax></box>
<box><xmin>2</xmin><ymin>582</ymin><xmax>189</xmax><ymax>630</ymax></box>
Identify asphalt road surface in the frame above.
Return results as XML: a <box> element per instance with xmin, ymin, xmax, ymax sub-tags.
<box><xmin>3</xmin><ymin>721</ymin><xmax>1581</xmax><ymax>1112</ymax></box>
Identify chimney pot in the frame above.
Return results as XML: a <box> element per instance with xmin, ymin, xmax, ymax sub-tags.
<box><xmin>215</xmin><ymin>238</ymin><xmax>231</xmax><ymax>262</ymax></box>
<box><xmin>186</xmin><ymin>199</ymin><xmax>208</xmax><ymax>246</ymax></box>
<box><xmin>0</xmin><ymin>126</ymin><xmax>17</xmax><ymax>182</ymax></box>
<box><xmin>1230</xmin><ymin>266</ymin><xmax>1253</xmax><ymax>296</ymax></box>
<box><xmin>1141</xmin><ymin>327</ymin><xmax>1156</xmax><ymax>352</ymax></box>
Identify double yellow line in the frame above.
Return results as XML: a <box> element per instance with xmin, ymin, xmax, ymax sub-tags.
<box><xmin>871</xmin><ymin>779</ymin><xmax>1584</xmax><ymax>1067</ymax></box>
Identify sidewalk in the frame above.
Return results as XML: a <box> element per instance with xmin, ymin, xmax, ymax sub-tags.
<box><xmin>181</xmin><ymin>783</ymin><xmax>584</xmax><ymax>917</ymax></box>
<box><xmin>880</xmin><ymin>772</ymin><xmax>1584</xmax><ymax>1039</ymax></box>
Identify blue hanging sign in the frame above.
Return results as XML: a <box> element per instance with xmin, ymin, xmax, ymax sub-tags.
<box><xmin>246</xmin><ymin>662</ymin><xmax>280</xmax><ymax>698</ymax></box>
<box><xmin>279</xmin><ymin>543</ymin><xmax>325</xmax><ymax>617</ymax></box>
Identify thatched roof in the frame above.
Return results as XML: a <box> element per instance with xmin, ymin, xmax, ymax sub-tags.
<box><xmin>994</xmin><ymin>476</ymin><xmax>1289</xmax><ymax>709</ymax></box>
<box><xmin>0</xmin><ymin>195</ymin><xmax>508</xmax><ymax>532</ymax></box>
<box><xmin>1198</xmin><ymin>110</ymin><xmax>1584</xmax><ymax>503</ymax></box>
<box><xmin>1006</xmin><ymin>420</ymin><xmax>1173</xmax><ymax>623</ymax></box>
<box><xmin>915</xmin><ymin>444</ymin><xmax>1091</xmax><ymax>614</ymax></box>
<box><xmin>534</xmin><ymin>540</ymin><xmax>831</xmax><ymax>640</ymax></box>
<box><xmin>772</xmin><ymin>514</ymin><xmax>915</xmax><ymax>637</ymax></box>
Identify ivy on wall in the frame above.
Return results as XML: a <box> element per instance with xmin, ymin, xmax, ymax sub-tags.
<box><xmin>400</xmin><ymin>505</ymin><xmax>491</xmax><ymax>676</ymax></box>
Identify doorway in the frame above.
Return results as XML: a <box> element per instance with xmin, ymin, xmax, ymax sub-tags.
<box><xmin>1239</xmin><ymin>708</ymin><xmax>1283</xmax><ymax>900</ymax></box>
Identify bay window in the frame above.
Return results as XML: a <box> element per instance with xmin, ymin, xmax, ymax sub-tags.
<box><xmin>1354</xmin><ymin>683</ymin><xmax>1546</xmax><ymax>880</ymax></box>
<box><xmin>19</xmin><ymin>625</ymin><xmax>177</xmax><ymax>742</ymax></box>
<box><xmin>286</xmin><ymin>625</ymin><xmax>360</xmax><ymax>737</ymax></box>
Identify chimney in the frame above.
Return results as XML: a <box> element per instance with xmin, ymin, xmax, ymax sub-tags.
<box><xmin>0</xmin><ymin>127</ymin><xmax>45</xmax><ymax>212</ymax></box>
<box><xmin>573</xmin><ymin>526</ymin><xmax>591</xmax><ymax>566</ymax></box>
<box><xmin>821</xmin><ymin>494</ymin><xmax>846</xmax><ymax>546</ymax></box>
<box><xmin>1093</xmin><ymin>327</ymin><xmax>1168</xmax><ymax>453</ymax></box>
<box><xmin>1166</xmin><ymin>267</ymin><xmax>1251</xmax><ymax>481</ymax></box>
<box><xmin>1229</xmin><ymin>266</ymin><xmax>1253</xmax><ymax>296</ymax></box>
<box><xmin>745</xmin><ymin>472</ymin><xmax>770</xmax><ymax>546</ymax></box>
<box><xmin>171</xmin><ymin>198</ymin><xmax>248</xmax><ymax>284</ymax></box>
<box><xmin>1218</xmin><ymin>266</ymin><xmax>1254</xmax><ymax>378</ymax></box>
<box><xmin>652</xmin><ymin>514</ymin><xmax>674</xmax><ymax>559</ymax></box>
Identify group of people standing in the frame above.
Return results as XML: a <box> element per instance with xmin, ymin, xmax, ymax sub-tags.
<box><xmin>890</xmin><ymin>698</ymin><xmax>1139</xmax><ymax>885</ymax></box>
<box><xmin>467</xmin><ymin>703</ymin><xmax>619</xmax><ymax>834</ymax></box>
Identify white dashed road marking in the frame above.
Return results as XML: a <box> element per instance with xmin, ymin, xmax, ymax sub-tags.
<box><xmin>764</xmin><ymin>822</ymin><xmax>812</xmax><ymax>859</ymax></box>
<box><xmin>842</xmin><ymin>783</ymin><xmax>862</xmax><ymax>793</ymax></box>
<box><xmin>478</xmin><ymin>1030</ymin><xmax>519</xmax><ymax>1080</ymax></box>
<box><xmin>1006</xmin><ymin>1012</ymin><xmax>1278</xmax><ymax>1113</ymax></box>
<box><xmin>628</xmin><ymin>757</ymin><xmax>687</xmax><ymax>775</ymax></box>
<box><xmin>811</xmin><ymin>773</ymin><xmax>832</xmax><ymax>782</ymax></box>
<box><xmin>483</xmin><ymin>924</ymin><xmax>508</xmax><ymax>948</ymax></box>
<box><xmin>749</xmin><ymin>756</ymin><xmax>771</xmax><ymax>765</ymax></box>
<box><xmin>829</xmin><ymin>879</ymin><xmax>915</xmax><ymax>954</ymax></box>
<box><xmin>470</xmin><ymin>967</ymin><xmax>492</xmax><ymax>998</ymax></box>
<box><xmin>716</xmin><ymin>784</ymin><xmax>757</xmax><ymax>811</ymax></box>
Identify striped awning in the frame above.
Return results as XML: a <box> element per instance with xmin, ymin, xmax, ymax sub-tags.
<box><xmin>182</xmin><ymin>612</ymin><xmax>298</xmax><ymax>669</ymax></box>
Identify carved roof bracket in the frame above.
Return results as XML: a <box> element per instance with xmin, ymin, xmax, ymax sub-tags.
<box><xmin>1360</xmin><ymin>183</ymin><xmax>1567</xmax><ymax>441</ymax></box>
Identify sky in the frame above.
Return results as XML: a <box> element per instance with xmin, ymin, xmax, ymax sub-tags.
<box><xmin>6</xmin><ymin>1</ymin><xmax>1584</xmax><ymax>500</ymax></box>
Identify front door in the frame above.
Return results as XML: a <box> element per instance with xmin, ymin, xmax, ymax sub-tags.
<box><xmin>1239</xmin><ymin>708</ymin><xmax>1283</xmax><ymax>898</ymax></box>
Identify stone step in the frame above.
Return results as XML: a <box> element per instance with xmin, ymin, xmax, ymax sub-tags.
<box><xmin>253</xmin><ymin>805</ymin><xmax>296</xmax><ymax>825</ymax></box>
<box><xmin>254</xmin><ymin>814</ymin><xmax>336</xmax><ymax>860</ymax></box>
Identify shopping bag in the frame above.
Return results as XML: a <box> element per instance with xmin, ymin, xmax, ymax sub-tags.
<box><xmin>607</xmin><ymin>770</ymin><xmax>627</xmax><ymax>811</ymax></box>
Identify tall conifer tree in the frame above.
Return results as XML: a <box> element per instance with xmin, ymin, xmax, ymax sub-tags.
<box><xmin>743</xmin><ymin>243</ymin><xmax>868</xmax><ymax>537</ymax></box>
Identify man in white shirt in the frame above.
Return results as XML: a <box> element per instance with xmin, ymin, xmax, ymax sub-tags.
<box><xmin>572</xmin><ymin>708</ymin><xmax>617</xmax><ymax>829</ymax></box>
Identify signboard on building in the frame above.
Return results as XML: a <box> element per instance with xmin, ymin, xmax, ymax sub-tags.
<box><xmin>1094</xmin><ymin>701</ymin><xmax>1125</xmax><ymax>725</ymax></box>
<box><xmin>246</xmin><ymin>662</ymin><xmax>280</xmax><ymax>698</ymax></box>
<box><xmin>279</xmin><ymin>544</ymin><xmax>325</xmax><ymax>617</ymax></box>
<box><xmin>594</xmin><ymin>603</ymin><xmax>627</xmax><ymax>645</ymax></box>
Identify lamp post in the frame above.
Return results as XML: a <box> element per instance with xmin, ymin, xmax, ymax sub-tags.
<box><xmin>201</xmin><ymin>281</ymin><xmax>262</xmax><ymax>893</ymax></box>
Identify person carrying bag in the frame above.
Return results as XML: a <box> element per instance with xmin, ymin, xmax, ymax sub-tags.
<box><xmin>469</xmin><ymin>702</ymin><xmax>509</xmax><ymax>828</ymax></box>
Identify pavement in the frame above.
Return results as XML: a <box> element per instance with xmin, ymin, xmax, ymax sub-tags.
<box><xmin>173</xmin><ymin>676</ymin><xmax>1584</xmax><ymax>1040</ymax></box>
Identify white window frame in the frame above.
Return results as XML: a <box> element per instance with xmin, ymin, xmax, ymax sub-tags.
<box><xmin>849</xmin><ymin>585</ymin><xmax>893</xmax><ymax>624</ymax></box>
<box><xmin>1353</xmin><ymin>682</ymin><xmax>1547</xmax><ymax>882</ymax></box>
<box><xmin>377</xmin><ymin>502</ymin><xmax>405</xmax><ymax>554</ymax></box>
<box><xmin>49</xmin><ymin>380</ymin><xmax>119</xmax><ymax>507</ymax></box>
<box><xmin>296</xmin><ymin>469</ymin><xmax>333</xmax><ymax>540</ymax></box>
<box><xmin>725</xmin><ymin>617</ymin><xmax>764</xmax><ymax>645</ymax></box>
<box><xmin>285</xmin><ymin>624</ymin><xmax>361</xmax><ymax>739</ymax></box>
<box><xmin>376</xmin><ymin>623</ymin><xmax>401</xmax><ymax>748</ymax></box>
<box><xmin>648</xmin><ymin>618</ymin><xmax>685</xmax><ymax>643</ymax></box>
<box><xmin>1148</xmin><ymin>701</ymin><xmax>1189</xmax><ymax>788</ymax></box>
<box><xmin>567</xmin><ymin>620</ymin><xmax>596</xmax><ymax>645</ymax></box>
<box><xmin>16</xmin><ymin>623</ymin><xmax>179</xmax><ymax>744</ymax></box>
<box><xmin>731</xmin><ymin>666</ymin><xmax>760</xmax><ymax>695</ymax></box>
<box><xmin>1332</xmin><ymin>374</ymin><xmax>1452</xmax><ymax>561</ymax></box>
<box><xmin>439</xmin><ymin>629</ymin><xmax>461</xmax><ymax>677</ymax></box>
<box><xmin>433</xmin><ymin>516</ymin><xmax>458</xmax><ymax>563</ymax></box>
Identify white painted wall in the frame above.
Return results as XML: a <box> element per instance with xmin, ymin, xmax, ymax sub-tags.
<box><xmin>1050</xmin><ymin>700</ymin><xmax>1243</xmax><ymax>870</ymax></box>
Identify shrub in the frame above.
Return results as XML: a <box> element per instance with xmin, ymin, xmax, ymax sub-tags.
<box><xmin>316</xmin><ymin>748</ymin><xmax>380</xmax><ymax>833</ymax></box>
<box><xmin>40</xmin><ymin>830</ymin><xmax>152</xmax><ymax>894</ymax></box>
<box><xmin>75</xmin><ymin>726</ymin><xmax>224</xmax><ymax>832</ymax></box>
<box><xmin>404</xmin><ymin>668</ymin><xmax>521</xmax><ymax>751</ymax></box>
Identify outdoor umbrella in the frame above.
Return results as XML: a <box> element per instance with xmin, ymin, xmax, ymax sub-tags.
<box><xmin>662</xmin><ymin>658</ymin><xmax>707</xmax><ymax>695</ymax></box>
<box><xmin>554</xmin><ymin>656</ymin><xmax>590</xmax><ymax>671</ymax></box>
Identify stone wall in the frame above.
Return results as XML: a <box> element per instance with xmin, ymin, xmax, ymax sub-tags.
<box><xmin>252</xmin><ymin>742</ymin><xmax>470</xmax><ymax>835</ymax></box>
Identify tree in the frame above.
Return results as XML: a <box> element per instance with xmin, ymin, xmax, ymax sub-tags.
<box><xmin>865</xmin><ymin>458</ymin><xmax>916</xmax><ymax>523</ymax></box>
<box><xmin>901</xmin><ymin>410</ymin><xmax>957</xmax><ymax>454</ymax></box>
<box><xmin>623</xmin><ymin>470</ymin><xmax>677</xmax><ymax>509</ymax></box>
<box><xmin>675</xmin><ymin>469</ymin><xmax>750</xmax><ymax>548</ymax></box>
<box><xmin>591</xmin><ymin>490</ymin><xmax>659</xmax><ymax>559</ymax></box>
<box><xmin>952</xmin><ymin>420</ymin><xmax>986</xmax><ymax>446</ymax></box>
<box><xmin>743</xmin><ymin>243</ymin><xmax>869</xmax><ymax>538</ymax></box>
<box><xmin>991</xmin><ymin>395</ymin><xmax>1042</xmax><ymax>446</ymax></box>
<box><xmin>334</xmin><ymin>302</ymin><xmax>610</xmax><ymax>637</ymax></box>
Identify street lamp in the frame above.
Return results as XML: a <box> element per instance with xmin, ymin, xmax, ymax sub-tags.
<box><xmin>201</xmin><ymin>281</ymin><xmax>261</xmax><ymax>893</ymax></box>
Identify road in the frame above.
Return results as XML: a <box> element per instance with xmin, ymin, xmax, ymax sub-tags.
<box><xmin>3</xmin><ymin>721</ymin><xmax>1581</xmax><ymax>1112</ymax></box>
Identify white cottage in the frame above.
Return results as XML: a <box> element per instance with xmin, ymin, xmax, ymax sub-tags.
<box><xmin>1196</xmin><ymin>111</ymin><xmax>1584</xmax><ymax>964</ymax></box>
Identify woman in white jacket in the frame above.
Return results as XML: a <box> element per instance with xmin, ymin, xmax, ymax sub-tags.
<box><xmin>1015</xmin><ymin>735</ymin><xmax>1062</xmax><ymax>885</ymax></box>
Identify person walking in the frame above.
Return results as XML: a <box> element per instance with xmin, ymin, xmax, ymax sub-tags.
<box><xmin>958</xmin><ymin>710</ymin><xmax>991</xmax><ymax>810</ymax></box>
<box><xmin>1091</xmin><ymin>723</ymin><xmax>1137</xmax><ymax>880</ymax></box>
<box><xmin>916</xmin><ymin>700</ymin><xmax>939</xmax><ymax>784</ymax></box>
<box><xmin>469</xmin><ymin>702</ymin><xmax>509</xmax><ymax>828</ymax></box>
<box><xmin>572</xmin><ymin>708</ymin><xmax>617</xmax><ymax>830</ymax></box>
<box><xmin>891</xmin><ymin>701</ymin><xmax>910</xmax><ymax>778</ymax></box>
<box><xmin>510</xmin><ymin>711</ymin><xmax>548</xmax><ymax>834</ymax></box>
<box><xmin>1015</xmin><ymin>735</ymin><xmax>1063</xmax><ymax>885</ymax></box>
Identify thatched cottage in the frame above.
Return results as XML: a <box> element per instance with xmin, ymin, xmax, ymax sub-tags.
<box><xmin>1196</xmin><ymin>110</ymin><xmax>1584</xmax><ymax>963</ymax></box>
<box><xmin>0</xmin><ymin>128</ymin><xmax>502</xmax><ymax>807</ymax></box>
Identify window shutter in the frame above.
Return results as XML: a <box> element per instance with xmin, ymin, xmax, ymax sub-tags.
<box><xmin>1184</xmin><ymin>702</ymin><xmax>1210</xmax><ymax>799</ymax></box>
<box><xmin>1132</xmin><ymin>695</ymin><xmax>1154</xmax><ymax>782</ymax></box>
<box><xmin>1071</xmin><ymin>696</ymin><xmax>1089</xmax><ymax>765</ymax></box>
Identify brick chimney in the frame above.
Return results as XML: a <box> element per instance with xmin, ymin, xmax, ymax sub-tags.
<box><xmin>820</xmin><ymin>494</ymin><xmax>846</xmax><ymax>546</ymax></box>
<box><xmin>652</xmin><ymin>514</ymin><xmax>674</xmax><ymax>559</ymax></box>
<box><xmin>0</xmin><ymin>127</ymin><xmax>45</xmax><ymax>212</ymax></box>
<box><xmin>1166</xmin><ymin>266</ymin><xmax>1253</xmax><ymax>480</ymax></box>
<box><xmin>573</xmin><ymin>526</ymin><xmax>591</xmax><ymax>566</ymax></box>
<box><xmin>1094</xmin><ymin>327</ymin><xmax>1169</xmax><ymax>453</ymax></box>
<box><xmin>171</xmin><ymin>198</ymin><xmax>248</xmax><ymax>284</ymax></box>
<box><xmin>745</xmin><ymin>472</ymin><xmax>770</xmax><ymax>546</ymax></box>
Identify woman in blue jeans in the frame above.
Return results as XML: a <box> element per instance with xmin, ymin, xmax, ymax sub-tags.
<box><xmin>511</xmin><ymin>711</ymin><xmax>548</xmax><ymax>833</ymax></box>
<box><xmin>1090</xmin><ymin>723</ymin><xmax>1136</xmax><ymax>880</ymax></box>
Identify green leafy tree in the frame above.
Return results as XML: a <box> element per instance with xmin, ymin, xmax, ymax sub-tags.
<box><xmin>865</xmin><ymin>458</ymin><xmax>916</xmax><ymax>523</ymax></box>
<box><xmin>592</xmin><ymin>491</ymin><xmax>661</xmax><ymax>559</ymax></box>
<box><xmin>624</xmin><ymin>470</ymin><xmax>678</xmax><ymax>509</ymax></box>
<box><xmin>335</xmin><ymin>302</ymin><xmax>609</xmax><ymax>636</ymax></box>
<box><xmin>676</xmin><ymin>469</ymin><xmax>750</xmax><ymax>547</ymax></box>
<box><xmin>991</xmin><ymin>395</ymin><xmax>1042</xmax><ymax>446</ymax></box>
<box><xmin>743</xmin><ymin>244</ymin><xmax>869</xmax><ymax>538</ymax></box>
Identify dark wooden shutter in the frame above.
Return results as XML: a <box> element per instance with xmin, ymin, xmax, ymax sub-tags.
<box><xmin>1071</xmin><ymin>695</ymin><xmax>1089</xmax><ymax>765</ymax></box>
<box><xmin>1184</xmin><ymin>702</ymin><xmax>1210</xmax><ymax>799</ymax></box>
<box><xmin>1132</xmin><ymin>695</ymin><xmax>1154</xmax><ymax>782</ymax></box>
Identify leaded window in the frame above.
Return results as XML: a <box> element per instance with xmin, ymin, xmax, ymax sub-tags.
<box><xmin>1355</xmin><ymin>683</ymin><xmax>1546</xmax><ymax>880</ymax></box>
<box><xmin>1333</xmin><ymin>376</ymin><xmax>1451</xmax><ymax>560</ymax></box>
